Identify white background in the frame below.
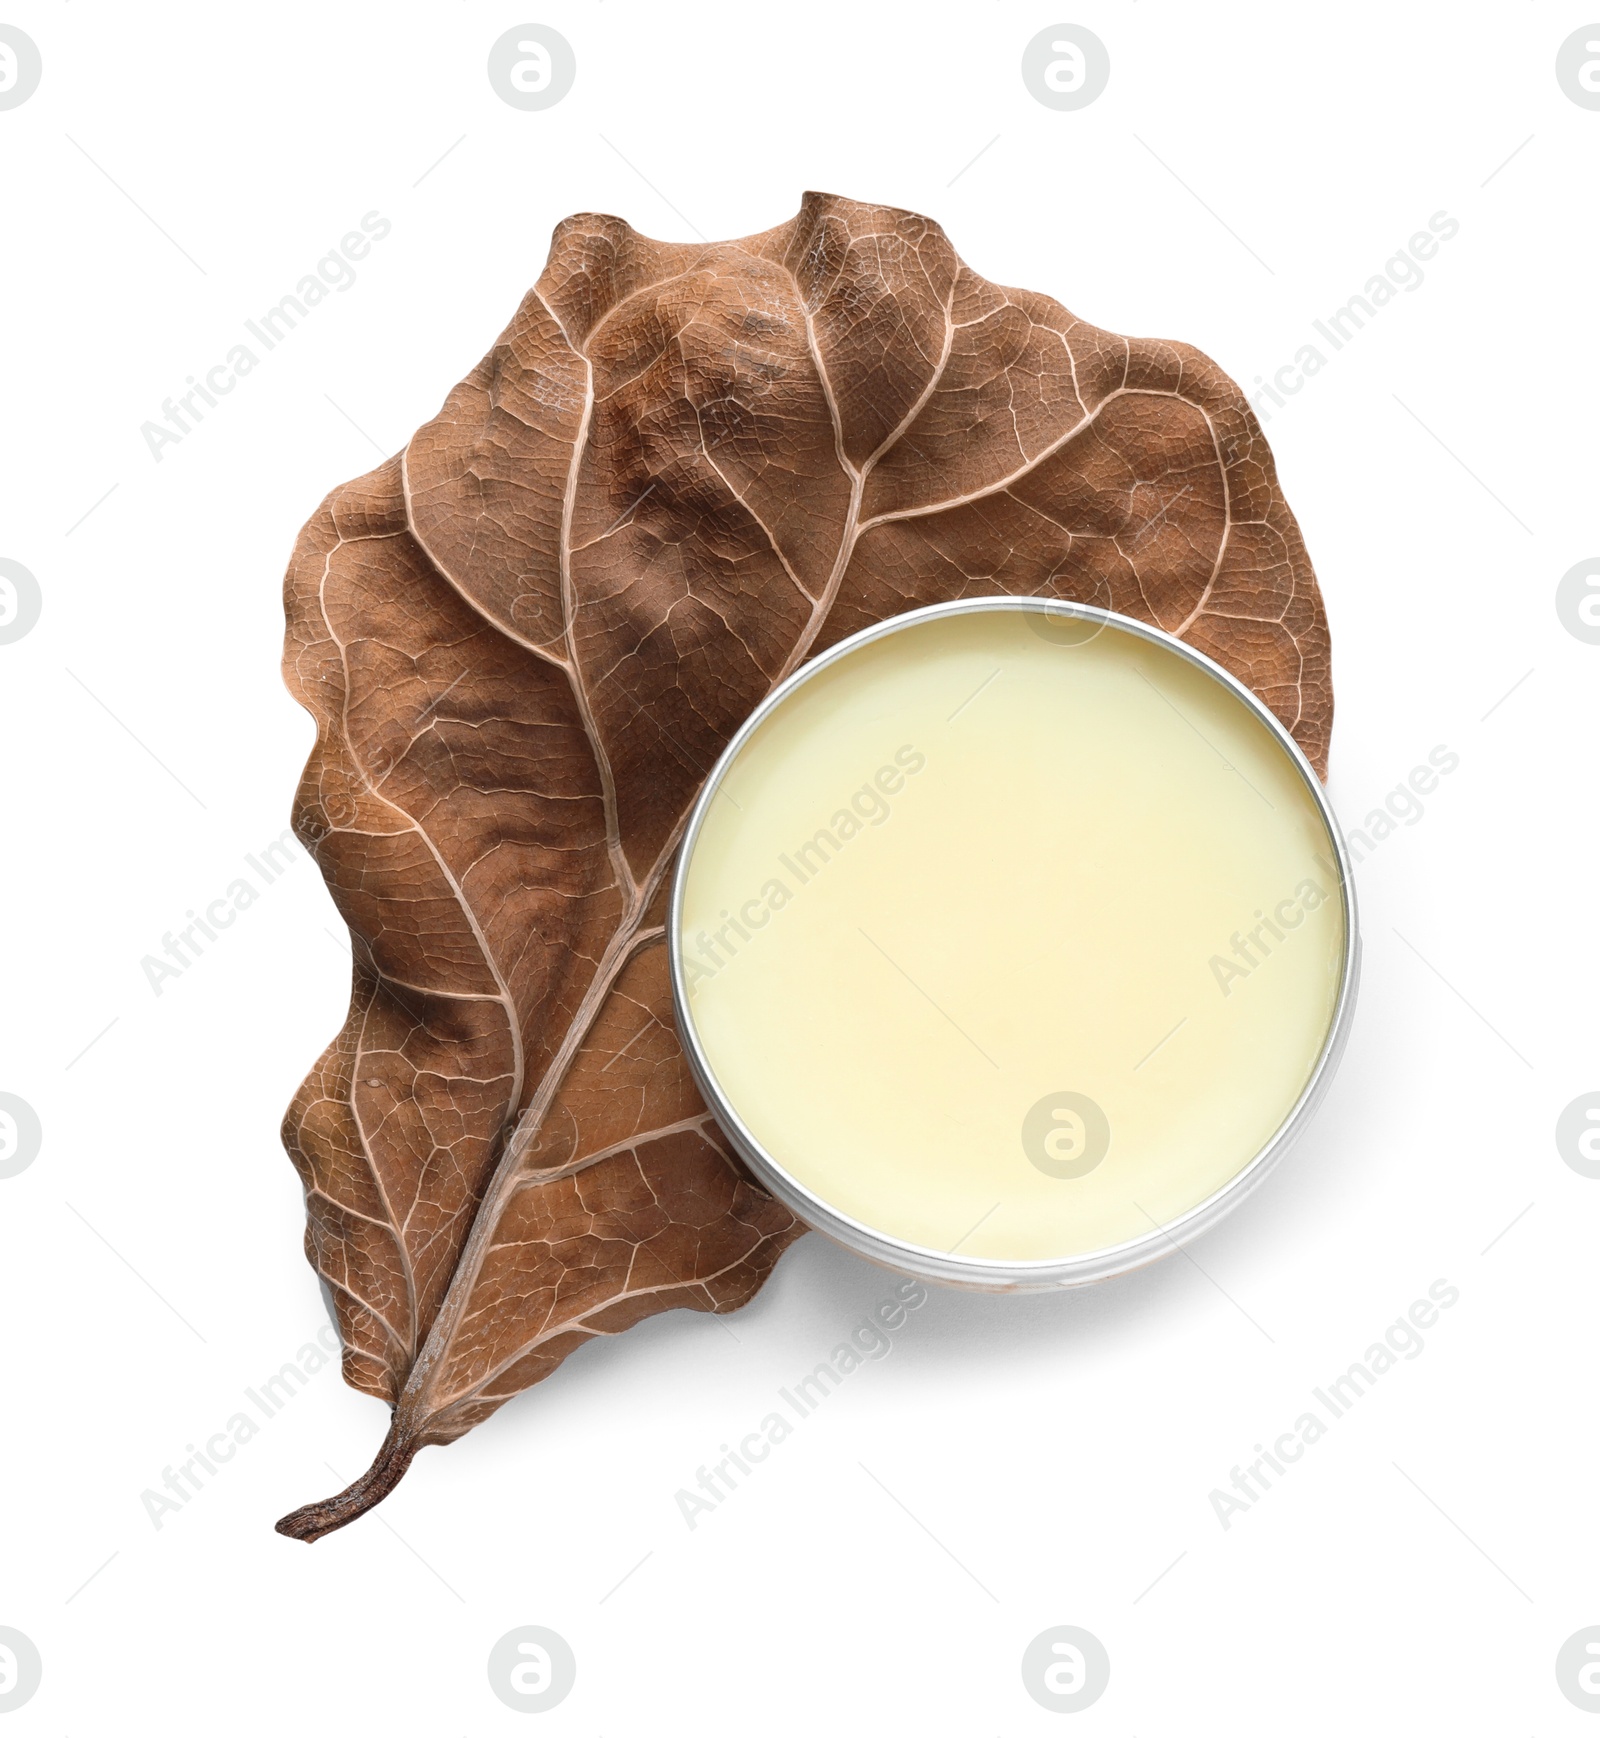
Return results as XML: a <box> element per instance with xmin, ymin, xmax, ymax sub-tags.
<box><xmin>1</xmin><ymin>3</ymin><xmax>1596</xmax><ymax>1730</ymax></box>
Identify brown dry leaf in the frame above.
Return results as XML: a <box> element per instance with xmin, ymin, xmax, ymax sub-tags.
<box><xmin>276</xmin><ymin>192</ymin><xmax>1330</xmax><ymax>1539</ymax></box>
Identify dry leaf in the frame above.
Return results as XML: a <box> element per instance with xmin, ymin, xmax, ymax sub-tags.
<box><xmin>275</xmin><ymin>191</ymin><xmax>1330</xmax><ymax>1539</ymax></box>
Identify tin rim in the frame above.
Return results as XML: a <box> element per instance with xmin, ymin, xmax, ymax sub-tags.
<box><xmin>669</xmin><ymin>597</ymin><xmax>1360</xmax><ymax>1293</ymax></box>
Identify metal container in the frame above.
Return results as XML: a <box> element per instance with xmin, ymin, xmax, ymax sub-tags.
<box><xmin>669</xmin><ymin>597</ymin><xmax>1361</xmax><ymax>1292</ymax></box>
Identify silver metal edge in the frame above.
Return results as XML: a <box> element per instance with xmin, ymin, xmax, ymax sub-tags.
<box><xmin>668</xmin><ymin>596</ymin><xmax>1360</xmax><ymax>1293</ymax></box>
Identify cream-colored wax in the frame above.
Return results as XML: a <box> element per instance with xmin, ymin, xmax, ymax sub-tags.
<box><xmin>678</xmin><ymin>608</ymin><xmax>1345</xmax><ymax>1264</ymax></box>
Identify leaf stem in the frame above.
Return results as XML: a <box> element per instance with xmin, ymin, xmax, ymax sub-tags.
<box><xmin>274</xmin><ymin>1418</ymin><xmax>422</xmax><ymax>1543</ymax></box>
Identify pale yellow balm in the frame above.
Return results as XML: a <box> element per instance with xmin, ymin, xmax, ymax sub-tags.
<box><xmin>676</xmin><ymin>604</ymin><xmax>1350</xmax><ymax>1277</ymax></box>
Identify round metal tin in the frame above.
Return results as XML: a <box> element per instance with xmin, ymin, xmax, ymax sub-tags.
<box><xmin>669</xmin><ymin>597</ymin><xmax>1360</xmax><ymax>1292</ymax></box>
